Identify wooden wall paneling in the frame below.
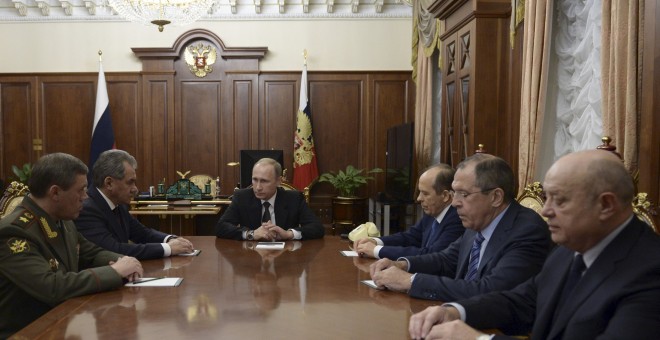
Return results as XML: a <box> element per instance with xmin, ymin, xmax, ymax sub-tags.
<box><xmin>138</xmin><ymin>75</ymin><xmax>173</xmax><ymax>190</ymax></box>
<box><xmin>260</xmin><ymin>75</ymin><xmax>297</xmax><ymax>173</ymax></box>
<box><xmin>225</xmin><ymin>73</ymin><xmax>260</xmax><ymax>193</ymax></box>
<box><xmin>369</xmin><ymin>73</ymin><xmax>416</xmax><ymax>194</ymax></box>
<box><xmin>176</xmin><ymin>81</ymin><xmax>222</xmax><ymax>178</ymax></box>
<box><xmin>640</xmin><ymin>0</ymin><xmax>660</xmax><ymax>219</ymax></box>
<box><xmin>0</xmin><ymin>77</ymin><xmax>37</xmax><ymax>183</ymax></box>
<box><xmin>471</xmin><ymin>16</ymin><xmax>510</xmax><ymax>161</ymax></box>
<box><xmin>441</xmin><ymin>29</ymin><xmax>463</xmax><ymax>167</ymax></box>
<box><xmin>39</xmin><ymin>76</ymin><xmax>96</xmax><ymax>160</ymax></box>
<box><xmin>506</xmin><ymin>22</ymin><xmax>525</xmax><ymax>178</ymax></box>
<box><xmin>309</xmin><ymin>76</ymin><xmax>365</xmax><ymax>186</ymax></box>
<box><xmin>106</xmin><ymin>74</ymin><xmax>141</xmax><ymax>164</ymax></box>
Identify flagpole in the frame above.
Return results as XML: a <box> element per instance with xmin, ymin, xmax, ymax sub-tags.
<box><xmin>98</xmin><ymin>50</ymin><xmax>102</xmax><ymax>62</ymax></box>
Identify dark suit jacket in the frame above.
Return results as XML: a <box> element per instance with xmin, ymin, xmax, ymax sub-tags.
<box><xmin>0</xmin><ymin>196</ymin><xmax>123</xmax><ymax>338</ymax></box>
<box><xmin>75</xmin><ymin>187</ymin><xmax>171</xmax><ymax>260</ymax></box>
<box><xmin>461</xmin><ymin>217</ymin><xmax>660</xmax><ymax>339</ymax></box>
<box><xmin>377</xmin><ymin>207</ymin><xmax>464</xmax><ymax>259</ymax></box>
<box><xmin>406</xmin><ymin>201</ymin><xmax>551</xmax><ymax>301</ymax></box>
<box><xmin>215</xmin><ymin>187</ymin><xmax>324</xmax><ymax>240</ymax></box>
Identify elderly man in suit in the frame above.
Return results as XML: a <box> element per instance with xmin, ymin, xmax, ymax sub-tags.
<box><xmin>0</xmin><ymin>153</ymin><xmax>143</xmax><ymax>338</ymax></box>
<box><xmin>76</xmin><ymin>150</ymin><xmax>194</xmax><ymax>260</ymax></box>
<box><xmin>409</xmin><ymin>150</ymin><xmax>660</xmax><ymax>340</ymax></box>
<box><xmin>369</xmin><ymin>153</ymin><xmax>552</xmax><ymax>301</ymax></box>
<box><xmin>215</xmin><ymin>158</ymin><xmax>324</xmax><ymax>240</ymax></box>
<box><xmin>354</xmin><ymin>163</ymin><xmax>464</xmax><ymax>259</ymax></box>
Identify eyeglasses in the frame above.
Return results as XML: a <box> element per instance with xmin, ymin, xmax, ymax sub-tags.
<box><xmin>449</xmin><ymin>188</ymin><xmax>497</xmax><ymax>200</ymax></box>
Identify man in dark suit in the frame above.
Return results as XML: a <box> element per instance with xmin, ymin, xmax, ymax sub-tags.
<box><xmin>216</xmin><ymin>158</ymin><xmax>324</xmax><ymax>240</ymax></box>
<box><xmin>409</xmin><ymin>150</ymin><xmax>660</xmax><ymax>340</ymax></box>
<box><xmin>370</xmin><ymin>153</ymin><xmax>551</xmax><ymax>301</ymax></box>
<box><xmin>354</xmin><ymin>163</ymin><xmax>464</xmax><ymax>259</ymax></box>
<box><xmin>0</xmin><ymin>153</ymin><xmax>143</xmax><ymax>338</ymax></box>
<box><xmin>76</xmin><ymin>150</ymin><xmax>194</xmax><ymax>260</ymax></box>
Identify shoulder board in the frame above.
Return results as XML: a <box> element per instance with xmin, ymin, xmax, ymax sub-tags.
<box><xmin>12</xmin><ymin>209</ymin><xmax>37</xmax><ymax>230</ymax></box>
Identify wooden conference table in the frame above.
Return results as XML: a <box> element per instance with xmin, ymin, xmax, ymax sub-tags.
<box><xmin>14</xmin><ymin>236</ymin><xmax>438</xmax><ymax>339</ymax></box>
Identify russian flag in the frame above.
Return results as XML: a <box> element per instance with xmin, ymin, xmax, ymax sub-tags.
<box><xmin>89</xmin><ymin>61</ymin><xmax>115</xmax><ymax>176</ymax></box>
<box><xmin>292</xmin><ymin>62</ymin><xmax>319</xmax><ymax>191</ymax></box>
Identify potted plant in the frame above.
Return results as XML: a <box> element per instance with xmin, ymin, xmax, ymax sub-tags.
<box><xmin>11</xmin><ymin>163</ymin><xmax>32</xmax><ymax>184</ymax></box>
<box><xmin>319</xmin><ymin>165</ymin><xmax>382</xmax><ymax>234</ymax></box>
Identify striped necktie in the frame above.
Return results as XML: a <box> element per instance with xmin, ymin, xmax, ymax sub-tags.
<box><xmin>465</xmin><ymin>232</ymin><xmax>485</xmax><ymax>281</ymax></box>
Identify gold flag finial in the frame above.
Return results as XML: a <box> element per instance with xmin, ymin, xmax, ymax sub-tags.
<box><xmin>98</xmin><ymin>50</ymin><xmax>103</xmax><ymax>62</ymax></box>
<box><xmin>303</xmin><ymin>49</ymin><xmax>308</xmax><ymax>66</ymax></box>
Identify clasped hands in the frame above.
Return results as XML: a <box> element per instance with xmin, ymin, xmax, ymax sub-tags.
<box><xmin>409</xmin><ymin>305</ymin><xmax>485</xmax><ymax>340</ymax></box>
<box><xmin>110</xmin><ymin>256</ymin><xmax>143</xmax><ymax>282</ymax></box>
<box><xmin>252</xmin><ymin>220</ymin><xmax>294</xmax><ymax>241</ymax></box>
<box><xmin>368</xmin><ymin>258</ymin><xmax>413</xmax><ymax>292</ymax></box>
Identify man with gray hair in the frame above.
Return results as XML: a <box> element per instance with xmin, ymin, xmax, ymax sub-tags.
<box><xmin>0</xmin><ymin>153</ymin><xmax>143</xmax><ymax>338</ymax></box>
<box><xmin>75</xmin><ymin>149</ymin><xmax>194</xmax><ymax>260</ymax></box>
<box><xmin>409</xmin><ymin>150</ymin><xmax>660</xmax><ymax>339</ymax></box>
<box><xmin>370</xmin><ymin>153</ymin><xmax>552</xmax><ymax>301</ymax></box>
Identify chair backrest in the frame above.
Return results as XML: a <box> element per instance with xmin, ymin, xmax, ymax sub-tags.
<box><xmin>632</xmin><ymin>193</ymin><xmax>659</xmax><ymax>233</ymax></box>
<box><xmin>517</xmin><ymin>181</ymin><xmax>545</xmax><ymax>216</ymax></box>
<box><xmin>0</xmin><ymin>181</ymin><xmax>29</xmax><ymax>219</ymax></box>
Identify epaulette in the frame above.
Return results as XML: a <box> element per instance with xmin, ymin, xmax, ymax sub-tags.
<box><xmin>12</xmin><ymin>209</ymin><xmax>37</xmax><ymax>230</ymax></box>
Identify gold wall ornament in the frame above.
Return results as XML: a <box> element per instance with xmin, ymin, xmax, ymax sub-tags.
<box><xmin>40</xmin><ymin>217</ymin><xmax>58</xmax><ymax>239</ymax></box>
<box><xmin>184</xmin><ymin>43</ymin><xmax>217</xmax><ymax>78</ymax></box>
<box><xmin>177</xmin><ymin>170</ymin><xmax>191</xmax><ymax>179</ymax></box>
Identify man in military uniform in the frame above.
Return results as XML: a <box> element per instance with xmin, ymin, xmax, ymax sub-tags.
<box><xmin>0</xmin><ymin>153</ymin><xmax>143</xmax><ymax>338</ymax></box>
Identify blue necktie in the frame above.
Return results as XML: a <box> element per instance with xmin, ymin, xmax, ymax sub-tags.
<box><xmin>465</xmin><ymin>232</ymin><xmax>485</xmax><ymax>281</ymax></box>
<box><xmin>425</xmin><ymin>220</ymin><xmax>441</xmax><ymax>248</ymax></box>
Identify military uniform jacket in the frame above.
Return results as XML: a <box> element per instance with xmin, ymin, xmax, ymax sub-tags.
<box><xmin>0</xmin><ymin>196</ymin><xmax>124</xmax><ymax>338</ymax></box>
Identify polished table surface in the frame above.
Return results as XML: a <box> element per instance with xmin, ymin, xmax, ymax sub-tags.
<box><xmin>14</xmin><ymin>236</ymin><xmax>437</xmax><ymax>339</ymax></box>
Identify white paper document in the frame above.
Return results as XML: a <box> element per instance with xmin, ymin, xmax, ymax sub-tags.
<box><xmin>178</xmin><ymin>249</ymin><xmax>201</xmax><ymax>256</ymax></box>
<box><xmin>360</xmin><ymin>280</ymin><xmax>384</xmax><ymax>290</ymax></box>
<box><xmin>340</xmin><ymin>250</ymin><xmax>359</xmax><ymax>257</ymax></box>
<box><xmin>125</xmin><ymin>277</ymin><xmax>183</xmax><ymax>287</ymax></box>
<box><xmin>255</xmin><ymin>242</ymin><xmax>285</xmax><ymax>250</ymax></box>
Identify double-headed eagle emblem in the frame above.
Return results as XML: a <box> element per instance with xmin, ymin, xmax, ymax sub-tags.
<box><xmin>184</xmin><ymin>43</ymin><xmax>217</xmax><ymax>78</ymax></box>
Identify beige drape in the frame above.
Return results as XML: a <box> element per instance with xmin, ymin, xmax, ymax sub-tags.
<box><xmin>518</xmin><ymin>0</ymin><xmax>553</xmax><ymax>192</ymax></box>
<box><xmin>412</xmin><ymin>0</ymin><xmax>440</xmax><ymax>171</ymax></box>
<box><xmin>601</xmin><ymin>0</ymin><xmax>642</xmax><ymax>171</ymax></box>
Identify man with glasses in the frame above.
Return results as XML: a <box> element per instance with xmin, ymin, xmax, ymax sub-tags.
<box><xmin>409</xmin><ymin>150</ymin><xmax>660</xmax><ymax>340</ymax></box>
<box><xmin>369</xmin><ymin>153</ymin><xmax>552</xmax><ymax>301</ymax></box>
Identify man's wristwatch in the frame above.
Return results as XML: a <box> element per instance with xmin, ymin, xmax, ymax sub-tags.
<box><xmin>246</xmin><ymin>230</ymin><xmax>255</xmax><ymax>240</ymax></box>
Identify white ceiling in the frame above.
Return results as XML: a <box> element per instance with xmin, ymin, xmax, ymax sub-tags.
<box><xmin>0</xmin><ymin>0</ymin><xmax>412</xmax><ymax>22</ymax></box>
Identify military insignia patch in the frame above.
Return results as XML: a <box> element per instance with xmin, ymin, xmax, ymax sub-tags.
<box><xmin>40</xmin><ymin>217</ymin><xmax>58</xmax><ymax>238</ymax></box>
<box><xmin>8</xmin><ymin>238</ymin><xmax>29</xmax><ymax>254</ymax></box>
<box><xmin>49</xmin><ymin>258</ymin><xmax>59</xmax><ymax>271</ymax></box>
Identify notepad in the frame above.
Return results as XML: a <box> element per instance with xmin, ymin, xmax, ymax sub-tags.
<box><xmin>178</xmin><ymin>249</ymin><xmax>201</xmax><ymax>256</ymax></box>
<box><xmin>340</xmin><ymin>250</ymin><xmax>359</xmax><ymax>257</ymax></box>
<box><xmin>125</xmin><ymin>277</ymin><xmax>183</xmax><ymax>287</ymax></box>
<box><xmin>255</xmin><ymin>242</ymin><xmax>285</xmax><ymax>250</ymax></box>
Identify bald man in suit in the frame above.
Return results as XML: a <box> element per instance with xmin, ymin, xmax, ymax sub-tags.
<box><xmin>409</xmin><ymin>150</ymin><xmax>660</xmax><ymax>340</ymax></box>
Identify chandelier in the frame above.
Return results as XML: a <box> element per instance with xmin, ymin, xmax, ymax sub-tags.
<box><xmin>108</xmin><ymin>0</ymin><xmax>215</xmax><ymax>32</ymax></box>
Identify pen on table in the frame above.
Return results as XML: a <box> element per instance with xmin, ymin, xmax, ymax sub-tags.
<box><xmin>131</xmin><ymin>277</ymin><xmax>166</xmax><ymax>285</ymax></box>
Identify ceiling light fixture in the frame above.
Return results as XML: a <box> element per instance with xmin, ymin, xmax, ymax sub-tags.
<box><xmin>108</xmin><ymin>0</ymin><xmax>214</xmax><ymax>32</ymax></box>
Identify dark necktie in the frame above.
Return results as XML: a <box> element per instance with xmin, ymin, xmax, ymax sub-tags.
<box><xmin>465</xmin><ymin>232</ymin><xmax>485</xmax><ymax>281</ymax></box>
<box><xmin>425</xmin><ymin>220</ymin><xmax>441</xmax><ymax>247</ymax></box>
<box><xmin>113</xmin><ymin>207</ymin><xmax>125</xmax><ymax>228</ymax></box>
<box><xmin>558</xmin><ymin>254</ymin><xmax>586</xmax><ymax>306</ymax></box>
<box><xmin>262</xmin><ymin>202</ymin><xmax>271</xmax><ymax>223</ymax></box>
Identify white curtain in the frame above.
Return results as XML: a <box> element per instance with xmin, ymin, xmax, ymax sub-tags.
<box><xmin>552</xmin><ymin>0</ymin><xmax>603</xmax><ymax>160</ymax></box>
